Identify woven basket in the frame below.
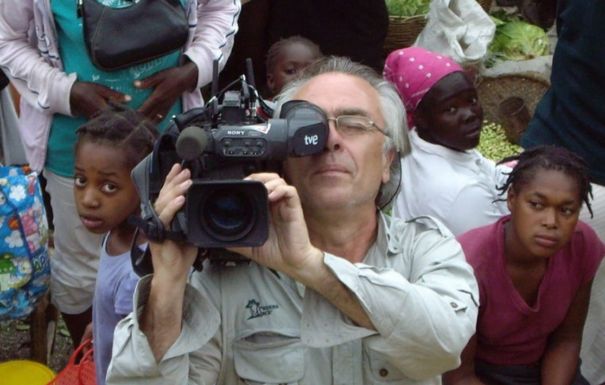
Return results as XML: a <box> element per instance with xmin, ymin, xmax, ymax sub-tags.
<box><xmin>383</xmin><ymin>0</ymin><xmax>492</xmax><ymax>56</ymax></box>
<box><xmin>476</xmin><ymin>72</ymin><xmax>550</xmax><ymax>143</ymax></box>
<box><xmin>383</xmin><ymin>15</ymin><xmax>427</xmax><ymax>56</ymax></box>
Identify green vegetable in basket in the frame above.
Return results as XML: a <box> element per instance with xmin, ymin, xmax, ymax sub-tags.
<box><xmin>477</xmin><ymin>121</ymin><xmax>523</xmax><ymax>161</ymax></box>
<box><xmin>486</xmin><ymin>20</ymin><xmax>550</xmax><ymax>67</ymax></box>
<box><xmin>386</xmin><ymin>0</ymin><xmax>431</xmax><ymax>17</ymax></box>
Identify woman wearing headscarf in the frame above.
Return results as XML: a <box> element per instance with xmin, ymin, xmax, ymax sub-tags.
<box><xmin>383</xmin><ymin>46</ymin><xmax>510</xmax><ymax>236</ymax></box>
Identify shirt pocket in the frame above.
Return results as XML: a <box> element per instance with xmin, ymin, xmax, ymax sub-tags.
<box><xmin>233</xmin><ymin>330</ymin><xmax>305</xmax><ymax>385</ymax></box>
<box><xmin>364</xmin><ymin>349</ymin><xmax>408</xmax><ymax>384</ymax></box>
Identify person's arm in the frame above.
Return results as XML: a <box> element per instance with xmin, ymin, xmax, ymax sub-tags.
<box><xmin>446</xmin><ymin>183</ymin><xmax>508</xmax><ymax>235</ymax></box>
<box><xmin>541</xmin><ymin>280</ymin><xmax>593</xmax><ymax>385</ymax></box>
<box><xmin>0</xmin><ymin>2</ymin><xmax>130</xmax><ymax>119</ymax></box>
<box><xmin>185</xmin><ymin>0</ymin><xmax>240</xmax><ymax>89</ymax></box>
<box><xmin>231</xmin><ymin>177</ymin><xmax>479</xmax><ymax>381</ymax></box>
<box><xmin>300</xmin><ymin>218</ymin><xmax>479</xmax><ymax>379</ymax></box>
<box><xmin>139</xmin><ymin>165</ymin><xmax>198</xmax><ymax>361</ymax></box>
<box><xmin>0</xmin><ymin>2</ymin><xmax>75</xmax><ymax>115</ymax></box>
<box><xmin>135</xmin><ymin>0</ymin><xmax>240</xmax><ymax>121</ymax></box>
<box><xmin>227</xmin><ymin>172</ymin><xmax>375</xmax><ymax>329</ymax></box>
<box><xmin>107</xmin><ymin>165</ymin><xmax>221</xmax><ymax>384</ymax></box>
<box><xmin>442</xmin><ymin>335</ymin><xmax>486</xmax><ymax>385</ymax></box>
<box><xmin>107</xmin><ymin>275</ymin><xmax>222</xmax><ymax>385</ymax></box>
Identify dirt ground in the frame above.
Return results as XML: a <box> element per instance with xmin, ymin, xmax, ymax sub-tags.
<box><xmin>0</xmin><ymin>316</ymin><xmax>73</xmax><ymax>373</ymax></box>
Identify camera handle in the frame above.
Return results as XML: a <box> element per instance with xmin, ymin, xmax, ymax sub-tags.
<box><xmin>129</xmin><ymin>208</ymin><xmax>208</xmax><ymax>276</ymax></box>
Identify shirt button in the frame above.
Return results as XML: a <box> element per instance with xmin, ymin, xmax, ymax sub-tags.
<box><xmin>450</xmin><ymin>302</ymin><xmax>458</xmax><ymax>309</ymax></box>
<box><xmin>379</xmin><ymin>368</ymin><xmax>389</xmax><ymax>377</ymax></box>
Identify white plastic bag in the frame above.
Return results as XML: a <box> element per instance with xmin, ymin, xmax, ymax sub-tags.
<box><xmin>415</xmin><ymin>0</ymin><xmax>495</xmax><ymax>65</ymax></box>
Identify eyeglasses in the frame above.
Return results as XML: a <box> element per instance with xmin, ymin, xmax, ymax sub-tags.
<box><xmin>326</xmin><ymin>115</ymin><xmax>388</xmax><ymax>137</ymax></box>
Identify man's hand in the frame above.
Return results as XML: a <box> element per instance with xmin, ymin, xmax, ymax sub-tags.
<box><xmin>230</xmin><ymin>173</ymin><xmax>375</xmax><ymax>330</ymax></box>
<box><xmin>142</xmin><ymin>163</ymin><xmax>197</xmax><ymax>362</ymax></box>
<box><xmin>135</xmin><ymin>61</ymin><xmax>198</xmax><ymax>123</ymax></box>
<box><xmin>229</xmin><ymin>173</ymin><xmax>323</xmax><ymax>278</ymax></box>
<box><xmin>149</xmin><ymin>163</ymin><xmax>197</xmax><ymax>284</ymax></box>
<box><xmin>70</xmin><ymin>81</ymin><xmax>130</xmax><ymax>119</ymax></box>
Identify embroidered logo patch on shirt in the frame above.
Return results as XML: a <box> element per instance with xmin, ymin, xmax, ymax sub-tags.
<box><xmin>246</xmin><ymin>299</ymin><xmax>279</xmax><ymax>320</ymax></box>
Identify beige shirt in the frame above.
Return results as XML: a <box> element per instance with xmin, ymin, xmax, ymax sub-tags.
<box><xmin>107</xmin><ymin>213</ymin><xmax>479</xmax><ymax>385</ymax></box>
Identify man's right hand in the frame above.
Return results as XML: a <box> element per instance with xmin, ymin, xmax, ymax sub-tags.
<box><xmin>69</xmin><ymin>81</ymin><xmax>130</xmax><ymax>119</ymax></box>
<box><xmin>149</xmin><ymin>163</ymin><xmax>197</xmax><ymax>285</ymax></box>
<box><xmin>141</xmin><ymin>163</ymin><xmax>196</xmax><ymax>362</ymax></box>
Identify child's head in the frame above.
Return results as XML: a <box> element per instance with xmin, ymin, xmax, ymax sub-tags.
<box><xmin>499</xmin><ymin>146</ymin><xmax>592</xmax><ymax>258</ymax></box>
<box><xmin>383</xmin><ymin>47</ymin><xmax>483</xmax><ymax>151</ymax></box>
<box><xmin>74</xmin><ymin>104</ymin><xmax>158</xmax><ymax>234</ymax></box>
<box><xmin>266</xmin><ymin>35</ymin><xmax>322</xmax><ymax>96</ymax></box>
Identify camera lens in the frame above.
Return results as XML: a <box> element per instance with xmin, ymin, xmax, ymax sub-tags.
<box><xmin>201</xmin><ymin>188</ymin><xmax>255</xmax><ymax>241</ymax></box>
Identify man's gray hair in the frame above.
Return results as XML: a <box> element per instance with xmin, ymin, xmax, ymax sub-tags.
<box><xmin>274</xmin><ymin>56</ymin><xmax>410</xmax><ymax>157</ymax></box>
<box><xmin>273</xmin><ymin>56</ymin><xmax>410</xmax><ymax>209</ymax></box>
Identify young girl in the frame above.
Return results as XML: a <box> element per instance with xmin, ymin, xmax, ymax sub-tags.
<box><xmin>265</xmin><ymin>35</ymin><xmax>322</xmax><ymax>97</ymax></box>
<box><xmin>383</xmin><ymin>46</ymin><xmax>510</xmax><ymax>235</ymax></box>
<box><xmin>444</xmin><ymin>146</ymin><xmax>604</xmax><ymax>385</ymax></box>
<box><xmin>73</xmin><ymin>105</ymin><xmax>157</xmax><ymax>385</ymax></box>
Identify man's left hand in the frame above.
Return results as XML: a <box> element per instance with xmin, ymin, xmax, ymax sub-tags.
<box><xmin>135</xmin><ymin>61</ymin><xmax>198</xmax><ymax>123</ymax></box>
<box><xmin>229</xmin><ymin>173</ymin><xmax>324</xmax><ymax>278</ymax></box>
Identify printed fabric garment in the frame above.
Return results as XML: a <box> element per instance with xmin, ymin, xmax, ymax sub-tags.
<box><xmin>383</xmin><ymin>47</ymin><xmax>463</xmax><ymax>128</ymax></box>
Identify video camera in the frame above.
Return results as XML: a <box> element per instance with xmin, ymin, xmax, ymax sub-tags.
<box><xmin>130</xmin><ymin>60</ymin><xmax>328</xmax><ymax>273</ymax></box>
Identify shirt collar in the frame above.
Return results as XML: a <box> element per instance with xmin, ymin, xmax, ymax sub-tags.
<box><xmin>409</xmin><ymin>129</ymin><xmax>481</xmax><ymax>165</ymax></box>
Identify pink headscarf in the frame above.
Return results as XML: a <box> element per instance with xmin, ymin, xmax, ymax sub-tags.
<box><xmin>383</xmin><ymin>47</ymin><xmax>463</xmax><ymax>128</ymax></box>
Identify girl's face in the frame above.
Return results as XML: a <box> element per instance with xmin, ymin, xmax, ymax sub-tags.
<box><xmin>506</xmin><ymin>168</ymin><xmax>582</xmax><ymax>261</ymax></box>
<box><xmin>415</xmin><ymin>72</ymin><xmax>483</xmax><ymax>151</ymax></box>
<box><xmin>74</xmin><ymin>141</ymin><xmax>140</xmax><ymax>234</ymax></box>
<box><xmin>267</xmin><ymin>42</ymin><xmax>319</xmax><ymax>95</ymax></box>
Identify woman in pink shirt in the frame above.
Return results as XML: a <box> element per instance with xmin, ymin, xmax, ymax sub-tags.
<box><xmin>445</xmin><ymin>146</ymin><xmax>604</xmax><ymax>385</ymax></box>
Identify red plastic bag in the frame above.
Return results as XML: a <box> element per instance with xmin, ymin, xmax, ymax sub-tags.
<box><xmin>47</xmin><ymin>339</ymin><xmax>96</xmax><ymax>385</ymax></box>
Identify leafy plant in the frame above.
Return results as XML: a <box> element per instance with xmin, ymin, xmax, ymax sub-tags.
<box><xmin>486</xmin><ymin>19</ymin><xmax>549</xmax><ymax>67</ymax></box>
<box><xmin>386</xmin><ymin>0</ymin><xmax>431</xmax><ymax>17</ymax></box>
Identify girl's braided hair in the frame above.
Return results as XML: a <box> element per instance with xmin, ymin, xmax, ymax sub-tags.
<box><xmin>75</xmin><ymin>103</ymin><xmax>158</xmax><ymax>169</ymax></box>
<box><xmin>497</xmin><ymin>145</ymin><xmax>593</xmax><ymax>217</ymax></box>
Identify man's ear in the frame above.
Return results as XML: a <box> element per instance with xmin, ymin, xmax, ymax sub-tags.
<box><xmin>382</xmin><ymin>149</ymin><xmax>397</xmax><ymax>184</ymax></box>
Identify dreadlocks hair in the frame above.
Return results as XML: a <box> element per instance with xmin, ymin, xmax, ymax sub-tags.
<box><xmin>265</xmin><ymin>35</ymin><xmax>322</xmax><ymax>75</ymax></box>
<box><xmin>497</xmin><ymin>145</ymin><xmax>593</xmax><ymax>217</ymax></box>
<box><xmin>75</xmin><ymin>103</ymin><xmax>159</xmax><ymax>170</ymax></box>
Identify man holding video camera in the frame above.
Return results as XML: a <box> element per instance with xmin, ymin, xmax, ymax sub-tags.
<box><xmin>107</xmin><ymin>57</ymin><xmax>479</xmax><ymax>385</ymax></box>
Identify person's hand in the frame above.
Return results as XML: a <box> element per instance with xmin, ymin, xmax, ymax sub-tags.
<box><xmin>135</xmin><ymin>61</ymin><xmax>198</xmax><ymax>123</ymax></box>
<box><xmin>79</xmin><ymin>322</ymin><xmax>93</xmax><ymax>354</ymax></box>
<box><xmin>149</xmin><ymin>163</ymin><xmax>197</xmax><ymax>284</ymax></box>
<box><xmin>70</xmin><ymin>81</ymin><xmax>130</xmax><ymax>119</ymax></box>
<box><xmin>229</xmin><ymin>173</ymin><xmax>323</xmax><ymax>278</ymax></box>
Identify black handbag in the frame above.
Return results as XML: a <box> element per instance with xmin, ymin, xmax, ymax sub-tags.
<box><xmin>79</xmin><ymin>0</ymin><xmax>190</xmax><ymax>71</ymax></box>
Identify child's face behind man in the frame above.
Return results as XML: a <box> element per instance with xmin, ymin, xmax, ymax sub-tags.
<box><xmin>74</xmin><ymin>141</ymin><xmax>140</xmax><ymax>235</ymax></box>
<box><xmin>267</xmin><ymin>42</ymin><xmax>319</xmax><ymax>96</ymax></box>
<box><xmin>415</xmin><ymin>72</ymin><xmax>483</xmax><ymax>152</ymax></box>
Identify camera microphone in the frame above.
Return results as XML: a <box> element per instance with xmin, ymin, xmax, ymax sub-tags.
<box><xmin>176</xmin><ymin>126</ymin><xmax>211</xmax><ymax>161</ymax></box>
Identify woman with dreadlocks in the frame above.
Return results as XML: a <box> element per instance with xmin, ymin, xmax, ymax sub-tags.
<box><xmin>444</xmin><ymin>145</ymin><xmax>604</xmax><ymax>385</ymax></box>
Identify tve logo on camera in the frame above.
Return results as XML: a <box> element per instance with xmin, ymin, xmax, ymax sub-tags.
<box><xmin>304</xmin><ymin>134</ymin><xmax>319</xmax><ymax>146</ymax></box>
